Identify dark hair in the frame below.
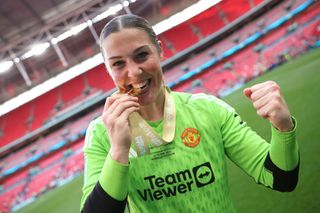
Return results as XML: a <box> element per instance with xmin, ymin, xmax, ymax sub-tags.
<box><xmin>99</xmin><ymin>14</ymin><xmax>161</xmax><ymax>54</ymax></box>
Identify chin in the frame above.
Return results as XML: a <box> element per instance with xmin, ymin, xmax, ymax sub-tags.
<box><xmin>138</xmin><ymin>94</ymin><xmax>154</xmax><ymax>106</ymax></box>
<box><xmin>138</xmin><ymin>87</ymin><xmax>161</xmax><ymax>106</ymax></box>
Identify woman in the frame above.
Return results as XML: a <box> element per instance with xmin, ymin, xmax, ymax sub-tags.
<box><xmin>81</xmin><ymin>14</ymin><xmax>299</xmax><ymax>213</ymax></box>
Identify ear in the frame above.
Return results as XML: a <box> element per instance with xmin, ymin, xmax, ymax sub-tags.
<box><xmin>157</xmin><ymin>39</ymin><xmax>164</xmax><ymax>60</ymax></box>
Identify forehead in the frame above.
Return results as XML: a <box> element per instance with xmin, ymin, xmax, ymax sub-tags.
<box><xmin>102</xmin><ymin>28</ymin><xmax>153</xmax><ymax>58</ymax></box>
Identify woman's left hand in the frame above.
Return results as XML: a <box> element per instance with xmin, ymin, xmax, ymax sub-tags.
<box><xmin>243</xmin><ymin>81</ymin><xmax>294</xmax><ymax>132</ymax></box>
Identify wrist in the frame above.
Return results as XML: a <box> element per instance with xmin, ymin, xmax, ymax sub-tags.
<box><xmin>109</xmin><ymin>147</ymin><xmax>130</xmax><ymax>164</ymax></box>
<box><xmin>276</xmin><ymin>117</ymin><xmax>294</xmax><ymax>132</ymax></box>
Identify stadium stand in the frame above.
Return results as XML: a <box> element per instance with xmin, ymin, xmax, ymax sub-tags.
<box><xmin>0</xmin><ymin>64</ymin><xmax>111</xmax><ymax>147</ymax></box>
<box><xmin>0</xmin><ymin>106</ymin><xmax>101</xmax><ymax>177</ymax></box>
<box><xmin>1</xmin><ymin>0</ymin><xmax>320</xmax><ymax>212</ymax></box>
<box><xmin>1</xmin><ymin>0</ymin><xmax>259</xmax><ymax>147</ymax></box>
<box><xmin>0</xmin><ymin>141</ymin><xmax>84</xmax><ymax>211</ymax></box>
<box><xmin>168</xmin><ymin>0</ymin><xmax>320</xmax><ymax>94</ymax></box>
<box><xmin>1</xmin><ymin>0</ymin><xmax>318</xmax><ymax>171</ymax></box>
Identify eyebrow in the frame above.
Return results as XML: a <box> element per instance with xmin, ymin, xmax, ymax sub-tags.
<box><xmin>107</xmin><ymin>45</ymin><xmax>150</xmax><ymax>60</ymax></box>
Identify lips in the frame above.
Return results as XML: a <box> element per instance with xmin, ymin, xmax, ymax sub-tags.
<box><xmin>132</xmin><ymin>80</ymin><xmax>149</xmax><ymax>89</ymax></box>
<box><xmin>128</xmin><ymin>79</ymin><xmax>151</xmax><ymax>95</ymax></box>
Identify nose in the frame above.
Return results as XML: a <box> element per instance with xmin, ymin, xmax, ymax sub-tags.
<box><xmin>127</xmin><ymin>60</ymin><xmax>142</xmax><ymax>77</ymax></box>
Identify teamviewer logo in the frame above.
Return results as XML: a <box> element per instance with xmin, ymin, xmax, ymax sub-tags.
<box><xmin>192</xmin><ymin>162</ymin><xmax>215</xmax><ymax>187</ymax></box>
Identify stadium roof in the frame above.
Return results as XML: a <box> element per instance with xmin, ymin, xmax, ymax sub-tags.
<box><xmin>0</xmin><ymin>0</ymin><xmax>221</xmax><ymax>116</ymax></box>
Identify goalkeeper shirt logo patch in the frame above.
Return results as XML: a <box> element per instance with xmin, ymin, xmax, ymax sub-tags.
<box><xmin>137</xmin><ymin>162</ymin><xmax>215</xmax><ymax>201</ymax></box>
<box><xmin>181</xmin><ymin>128</ymin><xmax>201</xmax><ymax>147</ymax></box>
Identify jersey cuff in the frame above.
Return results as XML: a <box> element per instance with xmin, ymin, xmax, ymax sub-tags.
<box><xmin>264</xmin><ymin>152</ymin><xmax>299</xmax><ymax>192</ymax></box>
<box><xmin>270</xmin><ymin>117</ymin><xmax>299</xmax><ymax>171</ymax></box>
<box><xmin>99</xmin><ymin>153</ymin><xmax>129</xmax><ymax>201</ymax></box>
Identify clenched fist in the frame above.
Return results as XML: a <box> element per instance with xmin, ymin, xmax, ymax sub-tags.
<box><xmin>243</xmin><ymin>81</ymin><xmax>294</xmax><ymax>132</ymax></box>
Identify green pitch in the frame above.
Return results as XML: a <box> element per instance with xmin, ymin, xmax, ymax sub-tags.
<box><xmin>16</xmin><ymin>48</ymin><xmax>320</xmax><ymax>213</ymax></box>
<box><xmin>225</xmin><ymin>47</ymin><xmax>320</xmax><ymax>213</ymax></box>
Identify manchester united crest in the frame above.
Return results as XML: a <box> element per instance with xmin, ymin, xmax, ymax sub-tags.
<box><xmin>181</xmin><ymin>128</ymin><xmax>201</xmax><ymax>147</ymax></box>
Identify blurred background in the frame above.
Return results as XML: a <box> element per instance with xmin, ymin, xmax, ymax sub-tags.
<box><xmin>0</xmin><ymin>0</ymin><xmax>319</xmax><ymax>212</ymax></box>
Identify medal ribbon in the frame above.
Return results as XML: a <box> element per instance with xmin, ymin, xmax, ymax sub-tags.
<box><xmin>129</xmin><ymin>87</ymin><xmax>176</xmax><ymax>156</ymax></box>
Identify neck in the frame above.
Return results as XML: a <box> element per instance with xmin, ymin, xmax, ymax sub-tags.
<box><xmin>139</xmin><ymin>87</ymin><xmax>165</xmax><ymax>121</ymax></box>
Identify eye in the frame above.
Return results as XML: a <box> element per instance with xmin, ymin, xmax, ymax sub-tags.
<box><xmin>112</xmin><ymin>60</ymin><xmax>125</xmax><ymax>68</ymax></box>
<box><xmin>135</xmin><ymin>51</ymin><xmax>149</xmax><ymax>61</ymax></box>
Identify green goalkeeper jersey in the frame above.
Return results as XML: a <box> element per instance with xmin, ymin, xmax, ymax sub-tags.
<box><xmin>81</xmin><ymin>91</ymin><xmax>299</xmax><ymax>212</ymax></box>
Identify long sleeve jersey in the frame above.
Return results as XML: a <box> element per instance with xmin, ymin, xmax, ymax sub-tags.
<box><xmin>81</xmin><ymin>92</ymin><xmax>299</xmax><ymax>213</ymax></box>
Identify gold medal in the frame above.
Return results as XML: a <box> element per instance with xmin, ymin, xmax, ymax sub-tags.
<box><xmin>112</xmin><ymin>86</ymin><xmax>176</xmax><ymax>157</ymax></box>
<box><xmin>124</xmin><ymin>87</ymin><xmax>140</xmax><ymax>97</ymax></box>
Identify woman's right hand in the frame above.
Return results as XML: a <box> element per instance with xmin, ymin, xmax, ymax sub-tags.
<box><xmin>102</xmin><ymin>93</ymin><xmax>140</xmax><ymax>163</ymax></box>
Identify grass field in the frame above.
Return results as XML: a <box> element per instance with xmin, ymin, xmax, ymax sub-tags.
<box><xmin>16</xmin><ymin>48</ymin><xmax>320</xmax><ymax>213</ymax></box>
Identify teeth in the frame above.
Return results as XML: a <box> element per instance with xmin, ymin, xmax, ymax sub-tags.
<box><xmin>132</xmin><ymin>80</ymin><xmax>148</xmax><ymax>89</ymax></box>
